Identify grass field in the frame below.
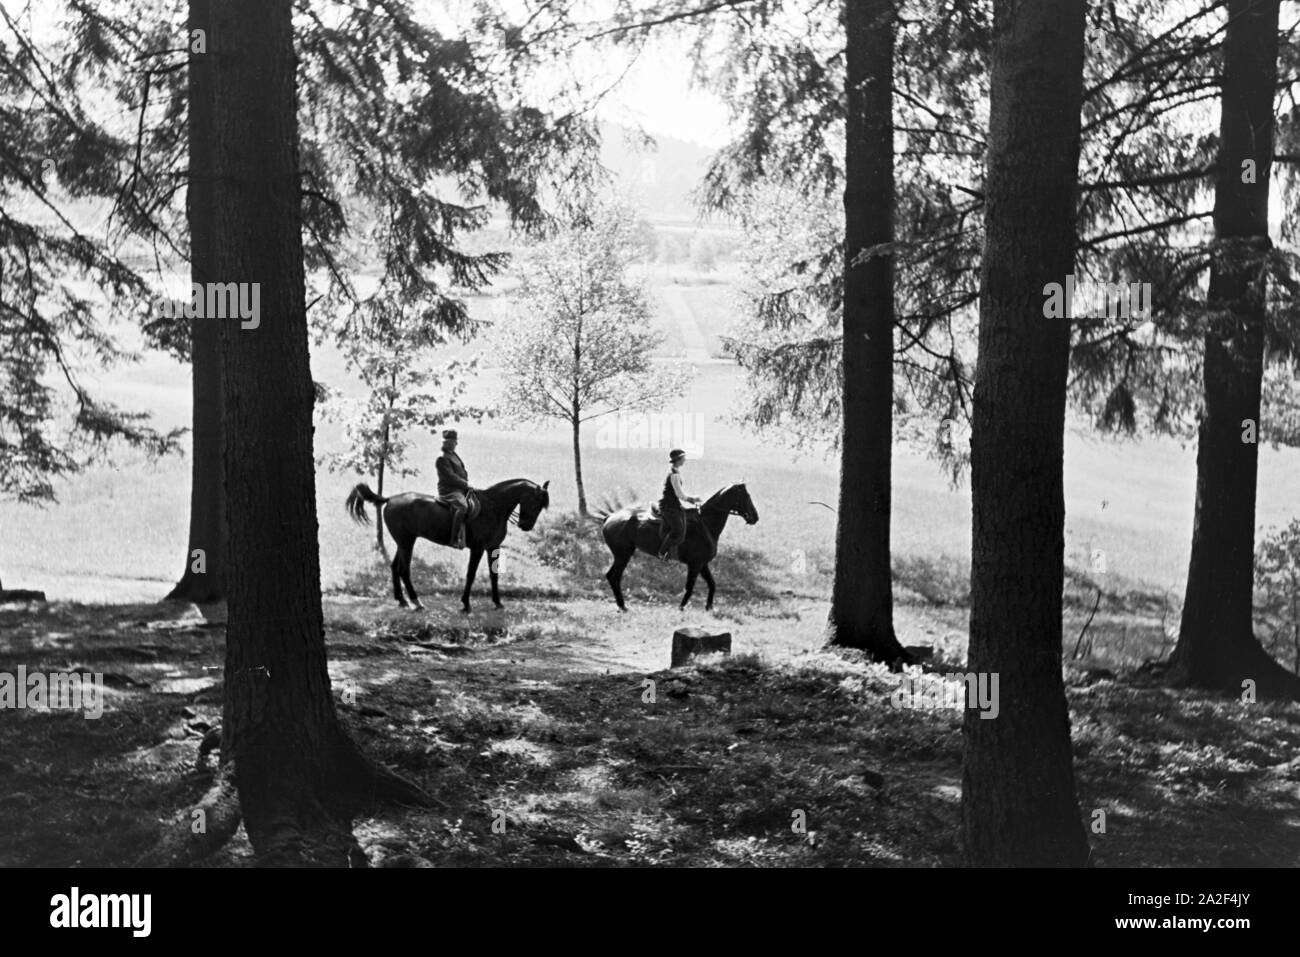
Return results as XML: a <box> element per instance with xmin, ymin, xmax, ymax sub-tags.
<box><xmin>4</xmin><ymin>307</ymin><xmax>1297</xmax><ymax>614</ymax></box>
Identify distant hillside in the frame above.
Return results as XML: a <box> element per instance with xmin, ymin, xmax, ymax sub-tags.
<box><xmin>599</xmin><ymin>122</ymin><xmax>720</xmax><ymax>222</ymax></box>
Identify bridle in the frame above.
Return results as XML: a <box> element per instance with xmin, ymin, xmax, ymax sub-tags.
<box><xmin>702</xmin><ymin>486</ymin><xmax>755</xmax><ymax>522</ymax></box>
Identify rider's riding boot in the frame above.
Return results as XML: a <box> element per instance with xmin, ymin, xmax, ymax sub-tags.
<box><xmin>451</xmin><ymin>510</ymin><xmax>466</xmax><ymax>549</ymax></box>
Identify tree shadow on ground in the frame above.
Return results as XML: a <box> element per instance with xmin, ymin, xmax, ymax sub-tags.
<box><xmin>1069</xmin><ymin>676</ymin><xmax>1300</xmax><ymax>866</ymax></box>
<box><xmin>6</xmin><ymin>594</ymin><xmax>1299</xmax><ymax>868</ymax></box>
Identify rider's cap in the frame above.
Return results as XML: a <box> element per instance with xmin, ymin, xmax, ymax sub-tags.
<box><xmin>669</xmin><ymin>448</ymin><xmax>686</xmax><ymax>462</ymax></box>
<box><xmin>443</xmin><ymin>429</ymin><xmax>458</xmax><ymax>440</ymax></box>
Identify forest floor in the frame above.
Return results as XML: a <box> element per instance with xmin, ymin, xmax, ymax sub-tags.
<box><xmin>4</xmin><ymin>557</ymin><xmax>1300</xmax><ymax>868</ymax></box>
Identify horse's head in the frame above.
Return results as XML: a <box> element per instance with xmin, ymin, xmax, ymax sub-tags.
<box><xmin>516</xmin><ymin>479</ymin><xmax>550</xmax><ymax>531</ymax></box>
<box><xmin>712</xmin><ymin>482</ymin><xmax>758</xmax><ymax>525</ymax></box>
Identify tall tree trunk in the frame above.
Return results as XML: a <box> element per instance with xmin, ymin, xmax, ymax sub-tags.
<box><xmin>1170</xmin><ymin>0</ymin><xmax>1299</xmax><ymax>700</ymax></box>
<box><xmin>166</xmin><ymin>0</ymin><xmax>226</xmax><ymax>604</ymax></box>
<box><xmin>572</xmin><ymin>415</ymin><xmax>587</xmax><ymax>516</ymax></box>
<box><xmin>825</xmin><ymin>0</ymin><xmax>907</xmax><ymax>663</ymax></box>
<box><xmin>375</xmin><ymin>423</ymin><xmax>387</xmax><ymax>550</ymax></box>
<box><xmin>962</xmin><ymin>0</ymin><xmax>1090</xmax><ymax>866</ymax></box>
<box><xmin>212</xmin><ymin>0</ymin><xmax>423</xmax><ymax>865</ymax></box>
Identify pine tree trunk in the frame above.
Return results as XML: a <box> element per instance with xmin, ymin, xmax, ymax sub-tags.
<box><xmin>1170</xmin><ymin>0</ymin><xmax>1299</xmax><ymax>700</ymax></box>
<box><xmin>962</xmin><ymin>0</ymin><xmax>1090</xmax><ymax>867</ymax></box>
<box><xmin>211</xmin><ymin>0</ymin><xmax>423</xmax><ymax>865</ymax></box>
<box><xmin>572</xmin><ymin>416</ymin><xmax>587</xmax><ymax>516</ymax></box>
<box><xmin>825</xmin><ymin>0</ymin><xmax>907</xmax><ymax>663</ymax></box>
<box><xmin>166</xmin><ymin>0</ymin><xmax>226</xmax><ymax>604</ymax></box>
<box><xmin>375</xmin><ymin>430</ymin><xmax>387</xmax><ymax>551</ymax></box>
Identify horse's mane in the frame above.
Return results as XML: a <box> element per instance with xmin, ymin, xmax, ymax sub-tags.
<box><xmin>701</xmin><ymin>483</ymin><xmax>743</xmax><ymax>510</ymax></box>
<box><xmin>480</xmin><ymin>477</ymin><xmax>541</xmax><ymax>496</ymax></box>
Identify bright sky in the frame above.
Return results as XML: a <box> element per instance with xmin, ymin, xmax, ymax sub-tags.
<box><xmin>584</xmin><ymin>37</ymin><xmax>733</xmax><ymax>149</ymax></box>
<box><xmin>423</xmin><ymin>0</ymin><xmax>734</xmax><ymax>149</ymax></box>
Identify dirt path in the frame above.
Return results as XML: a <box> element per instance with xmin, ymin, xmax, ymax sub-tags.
<box><xmin>658</xmin><ymin>286</ymin><xmax>714</xmax><ymax>364</ymax></box>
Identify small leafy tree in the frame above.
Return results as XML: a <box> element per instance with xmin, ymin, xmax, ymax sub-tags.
<box><xmin>690</xmin><ymin>234</ymin><xmax>717</xmax><ymax>273</ymax></box>
<box><xmin>631</xmin><ymin>217</ymin><xmax>658</xmax><ymax>263</ymax></box>
<box><xmin>658</xmin><ymin>233</ymin><xmax>686</xmax><ymax>265</ymax></box>
<box><xmin>496</xmin><ymin>203</ymin><xmax>689</xmax><ymax>515</ymax></box>
<box><xmin>319</xmin><ymin>313</ymin><xmax>490</xmax><ymax>550</ymax></box>
<box><xmin>1255</xmin><ymin>519</ymin><xmax>1300</xmax><ymax>673</ymax></box>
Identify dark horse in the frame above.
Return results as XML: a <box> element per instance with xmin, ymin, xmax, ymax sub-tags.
<box><xmin>346</xmin><ymin>478</ymin><xmax>549</xmax><ymax>612</ymax></box>
<box><xmin>600</xmin><ymin>483</ymin><xmax>758</xmax><ymax>611</ymax></box>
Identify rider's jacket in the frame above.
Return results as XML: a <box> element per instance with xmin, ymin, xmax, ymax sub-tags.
<box><xmin>436</xmin><ymin>451</ymin><xmax>469</xmax><ymax>501</ymax></box>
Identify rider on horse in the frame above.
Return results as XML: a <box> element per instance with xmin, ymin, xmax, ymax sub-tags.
<box><xmin>657</xmin><ymin>448</ymin><xmax>701</xmax><ymax>560</ymax></box>
<box><xmin>436</xmin><ymin>428</ymin><xmax>470</xmax><ymax>549</ymax></box>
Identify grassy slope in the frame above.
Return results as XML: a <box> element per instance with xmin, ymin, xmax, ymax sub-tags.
<box><xmin>3</xmin><ymin>319</ymin><xmax>1296</xmax><ymax>610</ymax></box>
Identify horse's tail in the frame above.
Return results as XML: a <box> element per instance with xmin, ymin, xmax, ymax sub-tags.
<box><xmin>590</xmin><ymin>495</ymin><xmax>622</xmax><ymax>524</ymax></box>
<box><xmin>592</xmin><ymin>490</ymin><xmax>640</xmax><ymax>524</ymax></box>
<box><xmin>345</xmin><ymin>483</ymin><xmax>388</xmax><ymax>526</ymax></box>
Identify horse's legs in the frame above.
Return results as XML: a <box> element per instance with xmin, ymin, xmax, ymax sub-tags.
<box><xmin>400</xmin><ymin>545</ymin><xmax>424</xmax><ymax>610</ymax></box>
<box><xmin>700</xmin><ymin>564</ymin><xmax>716</xmax><ymax>611</ymax></box>
<box><xmin>461</xmin><ymin>546</ymin><xmax>484</xmax><ymax>613</ymax></box>
<box><xmin>605</xmin><ymin>550</ymin><xmax>632</xmax><ymax>611</ymax></box>
<box><xmin>680</xmin><ymin>564</ymin><xmax>700</xmax><ymax>610</ymax></box>
<box><xmin>391</xmin><ymin>548</ymin><xmax>407</xmax><ymax>608</ymax></box>
<box><xmin>488</xmin><ymin>547</ymin><xmax>503</xmax><ymax>609</ymax></box>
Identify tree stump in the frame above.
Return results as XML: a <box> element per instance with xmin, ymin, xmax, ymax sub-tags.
<box><xmin>671</xmin><ymin>627</ymin><xmax>732</xmax><ymax>668</ymax></box>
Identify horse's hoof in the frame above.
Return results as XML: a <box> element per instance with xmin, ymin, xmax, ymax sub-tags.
<box><xmin>411</xmin><ymin>602</ymin><xmax>425</xmax><ymax>612</ymax></box>
<box><xmin>493</xmin><ymin>603</ymin><xmax>504</xmax><ymax>611</ymax></box>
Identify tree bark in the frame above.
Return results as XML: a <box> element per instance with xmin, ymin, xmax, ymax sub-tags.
<box><xmin>166</xmin><ymin>0</ymin><xmax>226</xmax><ymax>604</ymax></box>
<box><xmin>1170</xmin><ymin>0</ymin><xmax>1300</xmax><ymax>700</ymax></box>
<box><xmin>375</xmin><ymin>423</ymin><xmax>387</xmax><ymax>551</ymax></box>
<box><xmin>825</xmin><ymin>0</ymin><xmax>908</xmax><ymax>664</ymax></box>
<box><xmin>572</xmin><ymin>415</ymin><xmax>588</xmax><ymax>516</ymax></box>
<box><xmin>962</xmin><ymin>0</ymin><xmax>1090</xmax><ymax>866</ymax></box>
<box><xmin>212</xmin><ymin>0</ymin><xmax>425</xmax><ymax>866</ymax></box>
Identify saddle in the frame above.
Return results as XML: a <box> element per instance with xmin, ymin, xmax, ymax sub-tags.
<box><xmin>635</xmin><ymin>502</ymin><xmax>699</xmax><ymax>526</ymax></box>
<box><xmin>435</xmin><ymin>489</ymin><xmax>482</xmax><ymax>522</ymax></box>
